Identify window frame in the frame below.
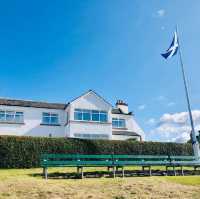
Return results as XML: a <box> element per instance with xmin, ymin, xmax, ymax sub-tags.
<box><xmin>74</xmin><ymin>109</ymin><xmax>108</xmax><ymax>123</ymax></box>
<box><xmin>0</xmin><ymin>110</ymin><xmax>24</xmax><ymax>123</ymax></box>
<box><xmin>112</xmin><ymin>118</ymin><xmax>126</xmax><ymax>128</ymax></box>
<box><xmin>42</xmin><ymin>112</ymin><xmax>59</xmax><ymax>125</ymax></box>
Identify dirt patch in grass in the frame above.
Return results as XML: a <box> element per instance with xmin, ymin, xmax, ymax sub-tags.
<box><xmin>0</xmin><ymin>168</ymin><xmax>200</xmax><ymax>199</ymax></box>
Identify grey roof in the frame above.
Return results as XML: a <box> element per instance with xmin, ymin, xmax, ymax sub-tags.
<box><xmin>0</xmin><ymin>98</ymin><xmax>66</xmax><ymax>110</ymax></box>
<box><xmin>112</xmin><ymin>131</ymin><xmax>140</xmax><ymax>137</ymax></box>
<box><xmin>0</xmin><ymin>90</ymin><xmax>133</xmax><ymax>113</ymax></box>
<box><xmin>112</xmin><ymin>108</ymin><xmax>132</xmax><ymax>115</ymax></box>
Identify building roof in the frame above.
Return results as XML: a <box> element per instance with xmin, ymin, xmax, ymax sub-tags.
<box><xmin>0</xmin><ymin>98</ymin><xmax>66</xmax><ymax>110</ymax></box>
<box><xmin>112</xmin><ymin>108</ymin><xmax>132</xmax><ymax>115</ymax></box>
<box><xmin>112</xmin><ymin>131</ymin><xmax>140</xmax><ymax>137</ymax></box>
<box><xmin>0</xmin><ymin>90</ymin><xmax>132</xmax><ymax>115</ymax></box>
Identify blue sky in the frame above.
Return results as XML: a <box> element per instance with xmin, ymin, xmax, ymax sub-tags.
<box><xmin>1</xmin><ymin>0</ymin><xmax>200</xmax><ymax>142</ymax></box>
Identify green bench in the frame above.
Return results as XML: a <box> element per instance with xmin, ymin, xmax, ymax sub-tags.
<box><xmin>166</xmin><ymin>155</ymin><xmax>200</xmax><ymax>176</ymax></box>
<box><xmin>41</xmin><ymin>154</ymin><xmax>114</xmax><ymax>179</ymax></box>
<box><xmin>41</xmin><ymin>154</ymin><xmax>200</xmax><ymax>179</ymax></box>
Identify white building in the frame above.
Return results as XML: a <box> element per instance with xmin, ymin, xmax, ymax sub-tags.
<box><xmin>0</xmin><ymin>90</ymin><xmax>144</xmax><ymax>141</ymax></box>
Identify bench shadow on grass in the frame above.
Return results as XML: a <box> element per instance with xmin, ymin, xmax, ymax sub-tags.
<box><xmin>28</xmin><ymin>169</ymin><xmax>200</xmax><ymax>179</ymax></box>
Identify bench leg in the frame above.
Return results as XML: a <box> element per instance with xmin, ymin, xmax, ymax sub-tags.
<box><xmin>107</xmin><ymin>166</ymin><xmax>111</xmax><ymax>172</ymax></box>
<box><xmin>113</xmin><ymin>167</ymin><xmax>116</xmax><ymax>178</ymax></box>
<box><xmin>181</xmin><ymin>166</ymin><xmax>184</xmax><ymax>176</ymax></box>
<box><xmin>44</xmin><ymin>167</ymin><xmax>48</xmax><ymax>180</ymax></box>
<box><xmin>77</xmin><ymin>167</ymin><xmax>80</xmax><ymax>174</ymax></box>
<box><xmin>142</xmin><ymin>166</ymin><xmax>145</xmax><ymax>173</ymax></box>
<box><xmin>43</xmin><ymin>167</ymin><xmax>45</xmax><ymax>177</ymax></box>
<box><xmin>81</xmin><ymin>167</ymin><xmax>84</xmax><ymax>179</ymax></box>
<box><xmin>122</xmin><ymin>167</ymin><xmax>125</xmax><ymax>178</ymax></box>
<box><xmin>149</xmin><ymin>166</ymin><xmax>152</xmax><ymax>176</ymax></box>
<box><xmin>173</xmin><ymin>166</ymin><xmax>176</xmax><ymax>176</ymax></box>
<box><xmin>166</xmin><ymin>166</ymin><xmax>168</xmax><ymax>176</ymax></box>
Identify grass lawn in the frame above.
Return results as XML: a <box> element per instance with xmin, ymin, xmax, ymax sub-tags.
<box><xmin>0</xmin><ymin>167</ymin><xmax>199</xmax><ymax>199</ymax></box>
<box><xmin>165</xmin><ymin>176</ymin><xmax>200</xmax><ymax>185</ymax></box>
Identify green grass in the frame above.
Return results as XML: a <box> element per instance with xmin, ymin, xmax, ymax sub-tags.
<box><xmin>165</xmin><ymin>176</ymin><xmax>200</xmax><ymax>185</ymax></box>
<box><xmin>0</xmin><ymin>165</ymin><xmax>196</xmax><ymax>180</ymax></box>
<box><xmin>0</xmin><ymin>167</ymin><xmax>200</xmax><ymax>199</ymax></box>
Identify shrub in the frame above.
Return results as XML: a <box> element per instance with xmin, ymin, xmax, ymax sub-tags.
<box><xmin>0</xmin><ymin>136</ymin><xmax>193</xmax><ymax>168</ymax></box>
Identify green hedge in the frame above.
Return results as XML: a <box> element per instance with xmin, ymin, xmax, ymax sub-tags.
<box><xmin>0</xmin><ymin>136</ymin><xmax>193</xmax><ymax>168</ymax></box>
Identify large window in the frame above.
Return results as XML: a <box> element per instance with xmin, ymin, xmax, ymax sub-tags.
<box><xmin>42</xmin><ymin>112</ymin><xmax>59</xmax><ymax>125</ymax></box>
<box><xmin>74</xmin><ymin>109</ymin><xmax>108</xmax><ymax>122</ymax></box>
<box><xmin>0</xmin><ymin>110</ymin><xmax>24</xmax><ymax>123</ymax></box>
<box><xmin>112</xmin><ymin>118</ymin><xmax>126</xmax><ymax>128</ymax></box>
<box><xmin>74</xmin><ymin>133</ymin><xmax>109</xmax><ymax>139</ymax></box>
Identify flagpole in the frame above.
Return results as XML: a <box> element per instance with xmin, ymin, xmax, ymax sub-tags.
<box><xmin>176</xmin><ymin>26</ymin><xmax>200</xmax><ymax>159</ymax></box>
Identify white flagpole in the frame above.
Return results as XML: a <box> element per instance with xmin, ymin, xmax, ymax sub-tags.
<box><xmin>176</xmin><ymin>26</ymin><xmax>200</xmax><ymax>160</ymax></box>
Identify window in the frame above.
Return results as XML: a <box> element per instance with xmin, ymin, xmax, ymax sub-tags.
<box><xmin>112</xmin><ymin>118</ymin><xmax>126</xmax><ymax>128</ymax></box>
<box><xmin>74</xmin><ymin>133</ymin><xmax>109</xmax><ymax>139</ymax></box>
<box><xmin>74</xmin><ymin>109</ymin><xmax>108</xmax><ymax>122</ymax></box>
<box><xmin>82</xmin><ymin>109</ymin><xmax>90</xmax><ymax>121</ymax></box>
<box><xmin>92</xmin><ymin>110</ymin><xmax>99</xmax><ymax>121</ymax></box>
<box><xmin>0</xmin><ymin>110</ymin><xmax>24</xmax><ymax>123</ymax></box>
<box><xmin>74</xmin><ymin>109</ymin><xmax>83</xmax><ymax>120</ymax></box>
<box><xmin>100</xmin><ymin>111</ymin><xmax>107</xmax><ymax>122</ymax></box>
<box><xmin>42</xmin><ymin>112</ymin><xmax>59</xmax><ymax>125</ymax></box>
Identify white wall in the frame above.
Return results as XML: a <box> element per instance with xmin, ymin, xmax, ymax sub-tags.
<box><xmin>66</xmin><ymin>91</ymin><xmax>113</xmax><ymax>139</ymax></box>
<box><xmin>69</xmin><ymin>121</ymin><xmax>112</xmax><ymax>139</ymax></box>
<box><xmin>111</xmin><ymin>113</ymin><xmax>145</xmax><ymax>140</ymax></box>
<box><xmin>0</xmin><ymin>105</ymin><xmax>66</xmax><ymax>137</ymax></box>
<box><xmin>0</xmin><ymin>91</ymin><xmax>144</xmax><ymax>140</ymax></box>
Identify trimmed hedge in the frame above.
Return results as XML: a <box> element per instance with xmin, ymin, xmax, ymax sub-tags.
<box><xmin>0</xmin><ymin>136</ymin><xmax>193</xmax><ymax>168</ymax></box>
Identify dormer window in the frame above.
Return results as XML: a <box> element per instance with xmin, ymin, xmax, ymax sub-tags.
<box><xmin>74</xmin><ymin>109</ymin><xmax>108</xmax><ymax>122</ymax></box>
<box><xmin>112</xmin><ymin>118</ymin><xmax>126</xmax><ymax>128</ymax></box>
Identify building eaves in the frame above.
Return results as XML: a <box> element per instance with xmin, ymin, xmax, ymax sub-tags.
<box><xmin>0</xmin><ymin>98</ymin><xmax>66</xmax><ymax>110</ymax></box>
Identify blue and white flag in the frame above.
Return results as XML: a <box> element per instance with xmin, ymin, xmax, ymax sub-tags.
<box><xmin>161</xmin><ymin>31</ymin><xmax>179</xmax><ymax>59</ymax></box>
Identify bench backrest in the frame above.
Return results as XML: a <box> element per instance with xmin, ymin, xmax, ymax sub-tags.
<box><xmin>41</xmin><ymin>154</ymin><xmax>197</xmax><ymax>167</ymax></box>
<box><xmin>169</xmin><ymin>156</ymin><xmax>196</xmax><ymax>161</ymax></box>
<box><xmin>41</xmin><ymin>154</ymin><xmax>113</xmax><ymax>167</ymax></box>
<box><xmin>113</xmin><ymin>155</ymin><xmax>169</xmax><ymax>160</ymax></box>
<box><xmin>112</xmin><ymin>155</ymin><xmax>170</xmax><ymax>166</ymax></box>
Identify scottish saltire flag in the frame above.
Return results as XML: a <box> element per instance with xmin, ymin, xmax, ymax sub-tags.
<box><xmin>161</xmin><ymin>31</ymin><xmax>179</xmax><ymax>59</ymax></box>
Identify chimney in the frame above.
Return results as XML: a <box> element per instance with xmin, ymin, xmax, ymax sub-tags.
<box><xmin>116</xmin><ymin>100</ymin><xmax>128</xmax><ymax>114</ymax></box>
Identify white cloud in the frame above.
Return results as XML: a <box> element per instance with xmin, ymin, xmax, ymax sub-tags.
<box><xmin>160</xmin><ymin>112</ymin><xmax>188</xmax><ymax>124</ymax></box>
<box><xmin>172</xmin><ymin>132</ymin><xmax>190</xmax><ymax>143</ymax></box>
<box><xmin>157</xmin><ymin>9</ymin><xmax>166</xmax><ymax>17</ymax></box>
<box><xmin>149</xmin><ymin>110</ymin><xmax>200</xmax><ymax>143</ymax></box>
<box><xmin>160</xmin><ymin>110</ymin><xmax>200</xmax><ymax>125</ymax></box>
<box><xmin>138</xmin><ymin>104</ymin><xmax>146</xmax><ymax>110</ymax></box>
